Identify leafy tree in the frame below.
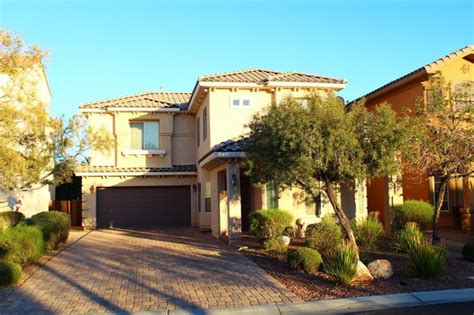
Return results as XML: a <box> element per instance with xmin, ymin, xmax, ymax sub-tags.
<box><xmin>0</xmin><ymin>29</ymin><xmax>113</xmax><ymax>195</ymax></box>
<box><xmin>408</xmin><ymin>74</ymin><xmax>474</xmax><ymax>244</ymax></box>
<box><xmin>244</xmin><ymin>93</ymin><xmax>416</xmax><ymax>255</ymax></box>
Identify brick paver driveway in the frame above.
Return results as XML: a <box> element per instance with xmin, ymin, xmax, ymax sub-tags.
<box><xmin>0</xmin><ymin>228</ymin><xmax>300</xmax><ymax>313</ymax></box>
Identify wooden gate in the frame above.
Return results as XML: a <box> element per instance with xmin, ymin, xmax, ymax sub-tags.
<box><xmin>49</xmin><ymin>200</ymin><xmax>82</xmax><ymax>227</ymax></box>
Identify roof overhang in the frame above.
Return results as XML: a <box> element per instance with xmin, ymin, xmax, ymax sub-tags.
<box><xmin>76</xmin><ymin>171</ymin><xmax>197</xmax><ymax>177</ymax></box>
<box><xmin>199</xmin><ymin>152</ymin><xmax>245</xmax><ymax>170</ymax></box>
<box><xmin>80</xmin><ymin>107</ymin><xmax>181</xmax><ymax>113</ymax></box>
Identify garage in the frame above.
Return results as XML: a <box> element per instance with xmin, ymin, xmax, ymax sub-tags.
<box><xmin>96</xmin><ymin>186</ymin><xmax>191</xmax><ymax>228</ymax></box>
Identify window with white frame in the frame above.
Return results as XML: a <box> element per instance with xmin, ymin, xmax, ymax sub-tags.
<box><xmin>204</xmin><ymin>181</ymin><xmax>211</xmax><ymax>212</ymax></box>
<box><xmin>130</xmin><ymin>121</ymin><xmax>159</xmax><ymax>150</ymax></box>
<box><xmin>230</xmin><ymin>96</ymin><xmax>252</xmax><ymax>108</ymax></box>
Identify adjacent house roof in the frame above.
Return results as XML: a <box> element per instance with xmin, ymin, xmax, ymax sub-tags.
<box><xmin>199</xmin><ymin>68</ymin><xmax>346</xmax><ymax>84</ymax></box>
<box><xmin>75</xmin><ymin>164</ymin><xmax>197</xmax><ymax>175</ymax></box>
<box><xmin>80</xmin><ymin>92</ymin><xmax>191</xmax><ymax>110</ymax></box>
<box><xmin>349</xmin><ymin>45</ymin><xmax>474</xmax><ymax>105</ymax></box>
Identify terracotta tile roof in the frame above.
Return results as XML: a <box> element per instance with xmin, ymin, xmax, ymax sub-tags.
<box><xmin>75</xmin><ymin>164</ymin><xmax>197</xmax><ymax>173</ymax></box>
<box><xmin>80</xmin><ymin>92</ymin><xmax>191</xmax><ymax>109</ymax></box>
<box><xmin>198</xmin><ymin>68</ymin><xmax>346</xmax><ymax>84</ymax></box>
<box><xmin>212</xmin><ymin>137</ymin><xmax>249</xmax><ymax>153</ymax></box>
<box><xmin>348</xmin><ymin>45</ymin><xmax>474</xmax><ymax>105</ymax></box>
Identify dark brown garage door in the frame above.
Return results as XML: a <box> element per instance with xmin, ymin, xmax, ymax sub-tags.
<box><xmin>97</xmin><ymin>186</ymin><xmax>191</xmax><ymax>228</ymax></box>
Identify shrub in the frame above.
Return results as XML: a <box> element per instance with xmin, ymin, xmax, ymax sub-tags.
<box><xmin>282</xmin><ymin>226</ymin><xmax>295</xmax><ymax>238</ymax></box>
<box><xmin>24</xmin><ymin>211</ymin><xmax>71</xmax><ymax>250</ymax></box>
<box><xmin>323</xmin><ymin>243</ymin><xmax>358</xmax><ymax>285</ymax></box>
<box><xmin>0</xmin><ymin>211</ymin><xmax>25</xmax><ymax>231</ymax></box>
<box><xmin>249</xmin><ymin>209</ymin><xmax>293</xmax><ymax>239</ymax></box>
<box><xmin>462</xmin><ymin>240</ymin><xmax>474</xmax><ymax>262</ymax></box>
<box><xmin>0</xmin><ymin>260</ymin><xmax>22</xmax><ymax>285</ymax></box>
<box><xmin>263</xmin><ymin>238</ymin><xmax>288</xmax><ymax>260</ymax></box>
<box><xmin>287</xmin><ymin>247</ymin><xmax>322</xmax><ymax>273</ymax></box>
<box><xmin>407</xmin><ymin>241</ymin><xmax>447</xmax><ymax>279</ymax></box>
<box><xmin>305</xmin><ymin>217</ymin><xmax>343</xmax><ymax>257</ymax></box>
<box><xmin>352</xmin><ymin>213</ymin><xmax>383</xmax><ymax>252</ymax></box>
<box><xmin>393</xmin><ymin>200</ymin><xmax>434</xmax><ymax>230</ymax></box>
<box><xmin>392</xmin><ymin>224</ymin><xmax>424</xmax><ymax>253</ymax></box>
<box><xmin>0</xmin><ymin>225</ymin><xmax>45</xmax><ymax>265</ymax></box>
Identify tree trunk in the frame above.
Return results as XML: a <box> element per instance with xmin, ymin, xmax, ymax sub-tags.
<box><xmin>432</xmin><ymin>177</ymin><xmax>448</xmax><ymax>245</ymax></box>
<box><xmin>324</xmin><ymin>180</ymin><xmax>360</xmax><ymax>257</ymax></box>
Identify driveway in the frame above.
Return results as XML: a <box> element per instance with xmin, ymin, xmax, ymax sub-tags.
<box><xmin>0</xmin><ymin>228</ymin><xmax>301</xmax><ymax>313</ymax></box>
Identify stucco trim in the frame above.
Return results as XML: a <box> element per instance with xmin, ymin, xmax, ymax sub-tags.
<box><xmin>266</xmin><ymin>81</ymin><xmax>347</xmax><ymax>89</ymax></box>
<box><xmin>75</xmin><ymin>171</ymin><xmax>197</xmax><ymax>177</ymax></box>
<box><xmin>199</xmin><ymin>152</ymin><xmax>245</xmax><ymax>168</ymax></box>
<box><xmin>80</xmin><ymin>107</ymin><xmax>181</xmax><ymax>113</ymax></box>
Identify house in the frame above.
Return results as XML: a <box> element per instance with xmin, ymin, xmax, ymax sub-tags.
<box><xmin>77</xmin><ymin>69</ymin><xmax>368</xmax><ymax>243</ymax></box>
<box><xmin>0</xmin><ymin>63</ymin><xmax>54</xmax><ymax>217</ymax></box>
<box><xmin>351</xmin><ymin>45</ymin><xmax>474</xmax><ymax>232</ymax></box>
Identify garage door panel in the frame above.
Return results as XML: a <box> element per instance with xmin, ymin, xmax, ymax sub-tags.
<box><xmin>97</xmin><ymin>186</ymin><xmax>191</xmax><ymax>228</ymax></box>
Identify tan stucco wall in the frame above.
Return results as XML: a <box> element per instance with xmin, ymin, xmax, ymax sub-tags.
<box><xmin>81</xmin><ymin>175</ymin><xmax>197</xmax><ymax>228</ymax></box>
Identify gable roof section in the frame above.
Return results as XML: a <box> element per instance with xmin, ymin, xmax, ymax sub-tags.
<box><xmin>349</xmin><ymin>45</ymin><xmax>474</xmax><ymax>105</ymax></box>
<box><xmin>199</xmin><ymin>68</ymin><xmax>346</xmax><ymax>84</ymax></box>
<box><xmin>80</xmin><ymin>92</ymin><xmax>191</xmax><ymax>110</ymax></box>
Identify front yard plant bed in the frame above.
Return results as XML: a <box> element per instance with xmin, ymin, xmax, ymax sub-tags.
<box><xmin>241</xmin><ymin>231</ymin><xmax>474</xmax><ymax>301</ymax></box>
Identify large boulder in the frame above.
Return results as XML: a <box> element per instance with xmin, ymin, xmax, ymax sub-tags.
<box><xmin>352</xmin><ymin>261</ymin><xmax>374</xmax><ymax>282</ymax></box>
<box><xmin>367</xmin><ymin>259</ymin><xmax>394</xmax><ymax>279</ymax></box>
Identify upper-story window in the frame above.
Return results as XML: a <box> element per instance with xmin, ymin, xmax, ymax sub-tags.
<box><xmin>130</xmin><ymin>121</ymin><xmax>159</xmax><ymax>150</ymax></box>
<box><xmin>203</xmin><ymin>106</ymin><xmax>208</xmax><ymax>141</ymax></box>
<box><xmin>230</xmin><ymin>96</ymin><xmax>252</xmax><ymax>108</ymax></box>
<box><xmin>196</xmin><ymin>117</ymin><xmax>200</xmax><ymax>147</ymax></box>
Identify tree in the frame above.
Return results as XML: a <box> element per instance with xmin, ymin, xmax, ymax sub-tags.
<box><xmin>408</xmin><ymin>74</ymin><xmax>474</xmax><ymax>244</ymax></box>
<box><xmin>243</xmin><ymin>93</ymin><xmax>416</xmax><ymax>255</ymax></box>
<box><xmin>0</xmin><ymin>29</ymin><xmax>113</xmax><ymax>195</ymax></box>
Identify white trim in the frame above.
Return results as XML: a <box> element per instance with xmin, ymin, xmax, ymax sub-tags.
<box><xmin>199</xmin><ymin>81</ymin><xmax>262</xmax><ymax>88</ymax></box>
<box><xmin>80</xmin><ymin>108</ymin><xmax>106</xmax><ymax>113</ymax></box>
<box><xmin>199</xmin><ymin>152</ymin><xmax>245</xmax><ymax>167</ymax></box>
<box><xmin>75</xmin><ymin>171</ymin><xmax>197</xmax><ymax>177</ymax></box>
<box><xmin>266</xmin><ymin>81</ymin><xmax>347</xmax><ymax>89</ymax></box>
<box><xmin>122</xmin><ymin>149</ymin><xmax>166</xmax><ymax>156</ymax></box>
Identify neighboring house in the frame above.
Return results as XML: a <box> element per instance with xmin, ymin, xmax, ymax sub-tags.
<box><xmin>77</xmin><ymin>69</ymin><xmax>368</xmax><ymax>243</ymax></box>
<box><xmin>351</xmin><ymin>45</ymin><xmax>474</xmax><ymax>232</ymax></box>
<box><xmin>0</xmin><ymin>64</ymin><xmax>54</xmax><ymax>217</ymax></box>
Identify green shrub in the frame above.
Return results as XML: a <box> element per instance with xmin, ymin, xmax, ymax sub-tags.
<box><xmin>323</xmin><ymin>243</ymin><xmax>358</xmax><ymax>285</ymax></box>
<box><xmin>462</xmin><ymin>240</ymin><xmax>474</xmax><ymax>262</ymax></box>
<box><xmin>0</xmin><ymin>211</ymin><xmax>25</xmax><ymax>231</ymax></box>
<box><xmin>393</xmin><ymin>200</ymin><xmax>434</xmax><ymax>230</ymax></box>
<box><xmin>24</xmin><ymin>211</ymin><xmax>71</xmax><ymax>250</ymax></box>
<box><xmin>407</xmin><ymin>241</ymin><xmax>447</xmax><ymax>279</ymax></box>
<box><xmin>0</xmin><ymin>260</ymin><xmax>22</xmax><ymax>285</ymax></box>
<box><xmin>352</xmin><ymin>213</ymin><xmax>383</xmax><ymax>252</ymax></box>
<box><xmin>263</xmin><ymin>237</ymin><xmax>288</xmax><ymax>260</ymax></box>
<box><xmin>287</xmin><ymin>247</ymin><xmax>322</xmax><ymax>273</ymax></box>
<box><xmin>282</xmin><ymin>226</ymin><xmax>295</xmax><ymax>238</ymax></box>
<box><xmin>0</xmin><ymin>226</ymin><xmax>45</xmax><ymax>265</ymax></box>
<box><xmin>392</xmin><ymin>224</ymin><xmax>424</xmax><ymax>253</ymax></box>
<box><xmin>249</xmin><ymin>209</ymin><xmax>293</xmax><ymax>239</ymax></box>
<box><xmin>305</xmin><ymin>217</ymin><xmax>343</xmax><ymax>257</ymax></box>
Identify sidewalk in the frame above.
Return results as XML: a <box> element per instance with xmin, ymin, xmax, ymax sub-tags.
<box><xmin>137</xmin><ymin>288</ymin><xmax>474</xmax><ymax>315</ymax></box>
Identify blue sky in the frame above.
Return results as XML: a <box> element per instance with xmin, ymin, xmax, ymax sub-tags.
<box><xmin>0</xmin><ymin>0</ymin><xmax>472</xmax><ymax>118</ymax></box>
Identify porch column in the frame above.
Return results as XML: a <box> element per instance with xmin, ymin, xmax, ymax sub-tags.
<box><xmin>226</xmin><ymin>161</ymin><xmax>242</xmax><ymax>245</ymax></box>
<box><xmin>383</xmin><ymin>175</ymin><xmax>404</xmax><ymax>235</ymax></box>
<box><xmin>461</xmin><ymin>176</ymin><xmax>474</xmax><ymax>231</ymax></box>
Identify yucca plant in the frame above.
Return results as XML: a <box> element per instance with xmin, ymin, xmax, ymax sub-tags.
<box><xmin>352</xmin><ymin>213</ymin><xmax>383</xmax><ymax>252</ymax></box>
<box><xmin>323</xmin><ymin>243</ymin><xmax>358</xmax><ymax>285</ymax></box>
<box><xmin>407</xmin><ymin>241</ymin><xmax>448</xmax><ymax>279</ymax></box>
<box><xmin>392</xmin><ymin>224</ymin><xmax>423</xmax><ymax>253</ymax></box>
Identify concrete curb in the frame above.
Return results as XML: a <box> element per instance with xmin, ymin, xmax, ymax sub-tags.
<box><xmin>136</xmin><ymin>288</ymin><xmax>474</xmax><ymax>315</ymax></box>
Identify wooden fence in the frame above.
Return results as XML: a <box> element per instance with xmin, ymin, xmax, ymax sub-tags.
<box><xmin>49</xmin><ymin>200</ymin><xmax>82</xmax><ymax>227</ymax></box>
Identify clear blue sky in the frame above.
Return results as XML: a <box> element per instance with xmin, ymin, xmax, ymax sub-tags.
<box><xmin>0</xmin><ymin>0</ymin><xmax>472</xmax><ymax>118</ymax></box>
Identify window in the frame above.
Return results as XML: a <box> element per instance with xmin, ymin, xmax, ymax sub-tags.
<box><xmin>130</xmin><ymin>122</ymin><xmax>159</xmax><ymax>150</ymax></box>
<box><xmin>196</xmin><ymin>117</ymin><xmax>200</xmax><ymax>147</ymax></box>
<box><xmin>230</xmin><ymin>96</ymin><xmax>252</xmax><ymax>108</ymax></box>
<box><xmin>433</xmin><ymin>176</ymin><xmax>449</xmax><ymax>212</ymax></box>
<box><xmin>203</xmin><ymin>107</ymin><xmax>208</xmax><ymax>141</ymax></box>
<box><xmin>305</xmin><ymin>191</ymin><xmax>322</xmax><ymax>216</ymax></box>
<box><xmin>197</xmin><ymin>183</ymin><xmax>201</xmax><ymax>212</ymax></box>
<box><xmin>266</xmin><ymin>181</ymin><xmax>279</xmax><ymax>209</ymax></box>
<box><xmin>205</xmin><ymin>181</ymin><xmax>211</xmax><ymax>213</ymax></box>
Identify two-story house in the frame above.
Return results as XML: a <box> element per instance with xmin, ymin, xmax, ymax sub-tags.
<box><xmin>350</xmin><ymin>45</ymin><xmax>474</xmax><ymax>232</ymax></box>
<box><xmin>77</xmin><ymin>69</ymin><xmax>368</xmax><ymax>243</ymax></box>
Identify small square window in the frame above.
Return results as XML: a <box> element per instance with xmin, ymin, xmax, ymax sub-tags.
<box><xmin>242</xmin><ymin>99</ymin><xmax>250</xmax><ymax>106</ymax></box>
<box><xmin>232</xmin><ymin>99</ymin><xmax>240</xmax><ymax>106</ymax></box>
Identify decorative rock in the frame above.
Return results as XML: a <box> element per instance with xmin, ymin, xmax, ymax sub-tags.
<box><xmin>352</xmin><ymin>261</ymin><xmax>374</xmax><ymax>282</ymax></box>
<box><xmin>277</xmin><ymin>235</ymin><xmax>291</xmax><ymax>246</ymax></box>
<box><xmin>367</xmin><ymin>259</ymin><xmax>394</xmax><ymax>279</ymax></box>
